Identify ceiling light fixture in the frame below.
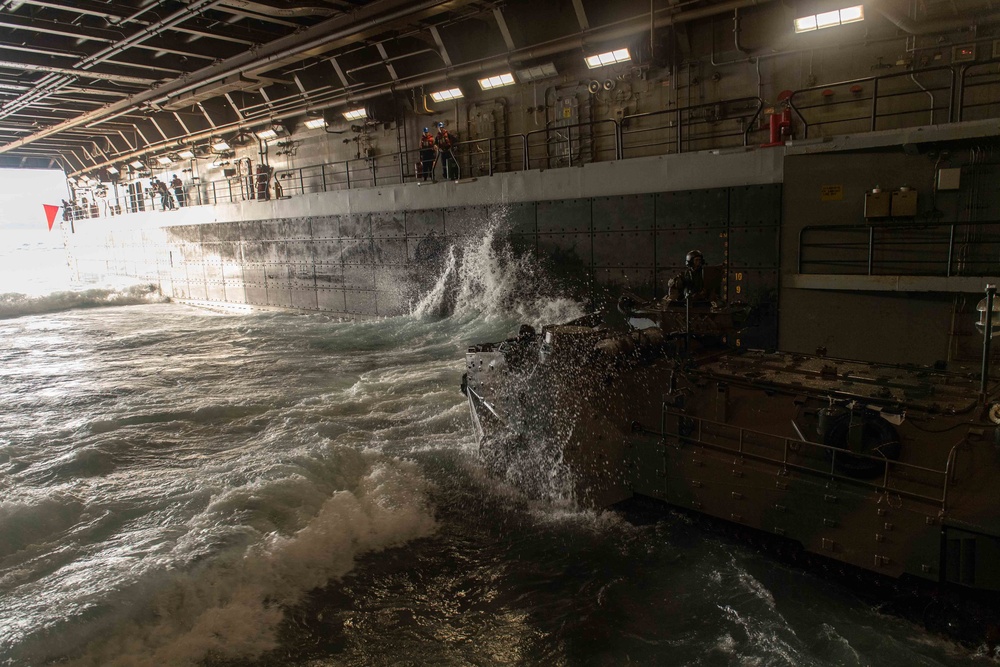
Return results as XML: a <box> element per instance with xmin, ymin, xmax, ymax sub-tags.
<box><xmin>794</xmin><ymin>5</ymin><xmax>864</xmax><ymax>32</ymax></box>
<box><xmin>106</xmin><ymin>165</ymin><xmax>119</xmax><ymax>174</ymax></box>
<box><xmin>130</xmin><ymin>159</ymin><xmax>144</xmax><ymax>168</ymax></box>
<box><xmin>429</xmin><ymin>87</ymin><xmax>463</xmax><ymax>102</ymax></box>
<box><xmin>304</xmin><ymin>117</ymin><xmax>327</xmax><ymax>129</ymax></box>
<box><xmin>156</xmin><ymin>156</ymin><xmax>173</xmax><ymax>165</ymax></box>
<box><xmin>479</xmin><ymin>73</ymin><xmax>515</xmax><ymax>90</ymax></box>
<box><xmin>212</xmin><ymin>140</ymin><xmax>230</xmax><ymax>151</ymax></box>
<box><xmin>516</xmin><ymin>63</ymin><xmax>558</xmax><ymax>82</ymax></box>
<box><xmin>177</xmin><ymin>149</ymin><xmax>195</xmax><ymax>159</ymax></box>
<box><xmin>342</xmin><ymin>107</ymin><xmax>367</xmax><ymax>120</ymax></box>
<box><xmin>585</xmin><ymin>48</ymin><xmax>631</xmax><ymax>69</ymax></box>
<box><xmin>256</xmin><ymin>128</ymin><xmax>278</xmax><ymax>140</ymax></box>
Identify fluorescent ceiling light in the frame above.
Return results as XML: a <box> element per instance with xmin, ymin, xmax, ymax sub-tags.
<box><xmin>430</xmin><ymin>87</ymin><xmax>463</xmax><ymax>102</ymax></box>
<box><xmin>256</xmin><ymin>128</ymin><xmax>278</xmax><ymax>139</ymax></box>
<box><xmin>839</xmin><ymin>5</ymin><xmax>864</xmax><ymax>23</ymax></box>
<box><xmin>343</xmin><ymin>107</ymin><xmax>367</xmax><ymax>120</ymax></box>
<box><xmin>794</xmin><ymin>16</ymin><xmax>817</xmax><ymax>32</ymax></box>
<box><xmin>130</xmin><ymin>160</ymin><xmax>144</xmax><ymax>168</ymax></box>
<box><xmin>177</xmin><ymin>149</ymin><xmax>195</xmax><ymax>158</ymax></box>
<box><xmin>794</xmin><ymin>5</ymin><xmax>863</xmax><ymax>32</ymax></box>
<box><xmin>585</xmin><ymin>47</ymin><xmax>631</xmax><ymax>69</ymax></box>
<box><xmin>516</xmin><ymin>63</ymin><xmax>558</xmax><ymax>82</ymax></box>
<box><xmin>479</xmin><ymin>73</ymin><xmax>515</xmax><ymax>90</ymax></box>
<box><xmin>106</xmin><ymin>166</ymin><xmax>119</xmax><ymax>174</ymax></box>
<box><xmin>212</xmin><ymin>140</ymin><xmax>230</xmax><ymax>150</ymax></box>
<box><xmin>304</xmin><ymin>117</ymin><xmax>327</xmax><ymax>129</ymax></box>
<box><xmin>156</xmin><ymin>156</ymin><xmax>173</xmax><ymax>165</ymax></box>
<box><xmin>816</xmin><ymin>10</ymin><xmax>841</xmax><ymax>28</ymax></box>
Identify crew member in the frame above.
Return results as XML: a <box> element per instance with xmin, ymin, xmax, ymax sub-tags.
<box><xmin>434</xmin><ymin>121</ymin><xmax>458</xmax><ymax>181</ymax></box>
<box><xmin>157</xmin><ymin>178</ymin><xmax>174</xmax><ymax>210</ymax></box>
<box><xmin>419</xmin><ymin>127</ymin><xmax>436</xmax><ymax>181</ymax></box>
<box><xmin>170</xmin><ymin>174</ymin><xmax>185</xmax><ymax>207</ymax></box>
<box><xmin>148</xmin><ymin>179</ymin><xmax>159</xmax><ymax>210</ymax></box>
<box><xmin>666</xmin><ymin>249</ymin><xmax>720</xmax><ymax>304</ymax></box>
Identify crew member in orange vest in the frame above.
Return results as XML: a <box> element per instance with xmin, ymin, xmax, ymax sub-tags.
<box><xmin>434</xmin><ymin>121</ymin><xmax>458</xmax><ymax>180</ymax></box>
<box><xmin>419</xmin><ymin>127</ymin><xmax>436</xmax><ymax>181</ymax></box>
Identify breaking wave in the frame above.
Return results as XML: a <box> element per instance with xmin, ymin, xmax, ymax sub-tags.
<box><xmin>411</xmin><ymin>206</ymin><xmax>585</xmax><ymax>328</ymax></box>
<box><xmin>0</xmin><ymin>284</ymin><xmax>166</xmax><ymax>319</ymax></box>
<box><xmin>5</xmin><ymin>454</ymin><xmax>436</xmax><ymax>667</ymax></box>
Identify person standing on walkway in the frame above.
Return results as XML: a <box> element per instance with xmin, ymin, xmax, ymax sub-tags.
<box><xmin>157</xmin><ymin>179</ymin><xmax>174</xmax><ymax>210</ymax></box>
<box><xmin>170</xmin><ymin>174</ymin><xmax>185</xmax><ymax>207</ymax></box>
<box><xmin>434</xmin><ymin>122</ymin><xmax>458</xmax><ymax>181</ymax></box>
<box><xmin>419</xmin><ymin>127</ymin><xmax>436</xmax><ymax>181</ymax></box>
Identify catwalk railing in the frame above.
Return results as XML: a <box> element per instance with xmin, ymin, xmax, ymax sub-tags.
<box><xmin>798</xmin><ymin>219</ymin><xmax>1000</xmax><ymax>276</ymax></box>
<box><xmin>66</xmin><ymin>96</ymin><xmax>765</xmax><ymax>219</ymax></box>
<box><xmin>67</xmin><ymin>57</ymin><xmax>1000</xmax><ymax>220</ymax></box>
<box><xmin>788</xmin><ymin>58</ymin><xmax>1000</xmax><ymax>139</ymax></box>
<box><xmin>217</xmin><ymin>99</ymin><xmax>763</xmax><ymax>202</ymax></box>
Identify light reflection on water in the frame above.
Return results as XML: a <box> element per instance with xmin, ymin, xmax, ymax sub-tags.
<box><xmin>0</xmin><ymin>227</ymin><xmax>993</xmax><ymax>667</ymax></box>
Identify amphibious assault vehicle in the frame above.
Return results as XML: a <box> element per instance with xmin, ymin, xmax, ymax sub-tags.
<box><xmin>462</xmin><ymin>273</ymin><xmax>1000</xmax><ymax>623</ymax></box>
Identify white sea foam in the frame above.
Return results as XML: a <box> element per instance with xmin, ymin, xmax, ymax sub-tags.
<box><xmin>57</xmin><ymin>456</ymin><xmax>435</xmax><ymax>667</ymax></box>
<box><xmin>0</xmin><ymin>284</ymin><xmax>166</xmax><ymax>320</ymax></box>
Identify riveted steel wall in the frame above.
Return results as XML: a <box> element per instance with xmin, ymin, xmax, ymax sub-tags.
<box><xmin>110</xmin><ymin>184</ymin><xmax>781</xmax><ymax>345</ymax></box>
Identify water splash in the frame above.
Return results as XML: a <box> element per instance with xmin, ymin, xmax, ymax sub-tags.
<box><xmin>0</xmin><ymin>284</ymin><xmax>166</xmax><ymax>320</ymax></box>
<box><xmin>412</xmin><ymin>207</ymin><xmax>585</xmax><ymax>328</ymax></box>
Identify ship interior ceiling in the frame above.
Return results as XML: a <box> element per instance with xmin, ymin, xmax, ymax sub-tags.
<box><xmin>0</xmin><ymin>0</ymin><xmax>997</xmax><ymax>175</ymax></box>
<box><xmin>9</xmin><ymin>0</ymin><xmax>1000</xmax><ymax>365</ymax></box>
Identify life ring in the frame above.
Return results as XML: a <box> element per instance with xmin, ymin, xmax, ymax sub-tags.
<box><xmin>824</xmin><ymin>410</ymin><xmax>901</xmax><ymax>478</ymax></box>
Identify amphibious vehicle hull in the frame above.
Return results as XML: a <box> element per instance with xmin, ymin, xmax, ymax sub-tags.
<box><xmin>463</xmin><ymin>307</ymin><xmax>1000</xmax><ymax>604</ymax></box>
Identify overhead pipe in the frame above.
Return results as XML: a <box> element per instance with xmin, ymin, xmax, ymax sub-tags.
<box><xmin>873</xmin><ymin>0</ymin><xmax>1000</xmax><ymax>35</ymax></box>
<box><xmin>0</xmin><ymin>0</ymin><xmax>225</xmax><ymax>120</ymax></box>
<box><xmin>733</xmin><ymin>8</ymin><xmax>751</xmax><ymax>56</ymax></box>
<box><xmin>0</xmin><ymin>0</ymin><xmax>475</xmax><ymax>154</ymax></box>
<box><xmin>64</xmin><ymin>0</ymin><xmax>780</xmax><ymax>173</ymax></box>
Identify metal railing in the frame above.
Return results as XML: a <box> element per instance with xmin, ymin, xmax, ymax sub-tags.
<box><xmin>789</xmin><ymin>65</ymin><xmax>958</xmax><ymax>139</ymax></box>
<box><xmin>68</xmin><ymin>63</ymin><xmax>1000</xmax><ymax>221</ymax></box>
<box><xmin>525</xmin><ymin>119</ymin><xmax>621</xmax><ymax>170</ymax></box>
<box><xmin>621</xmin><ymin>97</ymin><xmax>763</xmax><ymax>156</ymax></box>
<box><xmin>657</xmin><ymin>405</ymin><xmax>954</xmax><ymax>509</ymax></box>
<box><xmin>958</xmin><ymin>58</ymin><xmax>1000</xmax><ymax>121</ymax></box>
<box><xmin>789</xmin><ymin>58</ymin><xmax>1000</xmax><ymax>139</ymax></box>
<box><xmin>798</xmin><ymin>219</ymin><xmax>1000</xmax><ymax>276</ymax></box>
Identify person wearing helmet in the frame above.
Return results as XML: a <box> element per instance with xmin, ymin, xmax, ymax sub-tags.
<box><xmin>419</xmin><ymin>126</ymin><xmax>436</xmax><ymax>181</ymax></box>
<box><xmin>435</xmin><ymin>121</ymin><xmax>459</xmax><ymax>180</ymax></box>
<box><xmin>683</xmin><ymin>249</ymin><xmax>706</xmax><ymax>300</ymax></box>
<box><xmin>666</xmin><ymin>249</ymin><xmax>719</xmax><ymax>304</ymax></box>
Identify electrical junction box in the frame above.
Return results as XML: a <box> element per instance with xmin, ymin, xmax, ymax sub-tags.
<box><xmin>937</xmin><ymin>168</ymin><xmax>962</xmax><ymax>191</ymax></box>
<box><xmin>891</xmin><ymin>189</ymin><xmax>918</xmax><ymax>217</ymax></box>
<box><xmin>953</xmin><ymin>44</ymin><xmax>976</xmax><ymax>62</ymax></box>
<box><xmin>865</xmin><ymin>190</ymin><xmax>891</xmax><ymax>218</ymax></box>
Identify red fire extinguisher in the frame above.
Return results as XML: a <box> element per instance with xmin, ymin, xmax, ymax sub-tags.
<box><xmin>761</xmin><ymin>106</ymin><xmax>793</xmax><ymax>148</ymax></box>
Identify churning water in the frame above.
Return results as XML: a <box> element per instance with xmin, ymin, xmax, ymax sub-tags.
<box><xmin>0</xmin><ymin>224</ymin><xmax>994</xmax><ymax>666</ymax></box>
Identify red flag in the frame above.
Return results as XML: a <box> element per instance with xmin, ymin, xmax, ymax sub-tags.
<box><xmin>43</xmin><ymin>204</ymin><xmax>60</xmax><ymax>231</ymax></box>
